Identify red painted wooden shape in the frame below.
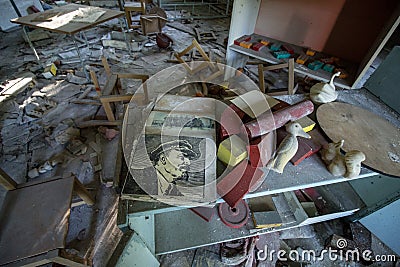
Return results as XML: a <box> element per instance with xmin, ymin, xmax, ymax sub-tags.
<box><xmin>247</xmin><ymin>132</ymin><xmax>276</xmax><ymax>167</ymax></box>
<box><xmin>251</xmin><ymin>42</ymin><xmax>265</xmax><ymax>51</ymax></box>
<box><xmin>234</xmin><ymin>35</ymin><xmax>251</xmax><ymax>45</ymax></box>
<box><xmin>220</xmin><ymin>103</ymin><xmax>246</xmax><ymax>140</ymax></box>
<box><xmin>190</xmin><ymin>206</ymin><xmax>215</xmax><ymax>222</ymax></box>
<box><xmin>245</xmin><ymin>100</ymin><xmax>314</xmax><ymax>138</ymax></box>
<box><xmin>217</xmin><ymin>160</ymin><xmax>264</xmax><ymax>208</ymax></box>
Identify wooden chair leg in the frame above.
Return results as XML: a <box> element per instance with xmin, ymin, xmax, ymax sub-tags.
<box><xmin>125</xmin><ymin>9</ymin><xmax>133</xmax><ymax>29</ymax></box>
<box><xmin>73</xmin><ymin>178</ymin><xmax>94</xmax><ymax>206</ymax></box>
<box><xmin>90</xmin><ymin>70</ymin><xmax>101</xmax><ymax>97</ymax></box>
<box><xmin>102</xmin><ymin>56</ymin><xmax>112</xmax><ymax>77</ymax></box>
<box><xmin>101</xmin><ymin>100</ymin><xmax>116</xmax><ymax>122</ymax></box>
<box><xmin>0</xmin><ymin>168</ymin><xmax>17</xmax><ymax>190</ymax></box>
<box><xmin>288</xmin><ymin>58</ymin><xmax>295</xmax><ymax>95</ymax></box>
<box><xmin>258</xmin><ymin>64</ymin><xmax>265</xmax><ymax>93</ymax></box>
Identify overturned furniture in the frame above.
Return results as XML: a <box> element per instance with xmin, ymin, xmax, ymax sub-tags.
<box><xmin>0</xmin><ymin>168</ymin><xmax>94</xmax><ymax>266</ymax></box>
<box><xmin>89</xmin><ymin>57</ymin><xmax>149</xmax><ymax>124</ymax></box>
<box><xmin>140</xmin><ymin>15</ymin><xmax>168</xmax><ymax>35</ymax></box>
<box><xmin>124</xmin><ymin>0</ymin><xmax>146</xmax><ymax>29</ymax></box>
<box><xmin>258</xmin><ymin>58</ymin><xmax>295</xmax><ymax>95</ymax></box>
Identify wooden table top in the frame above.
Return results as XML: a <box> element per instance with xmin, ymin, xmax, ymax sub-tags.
<box><xmin>11</xmin><ymin>3</ymin><xmax>124</xmax><ymax>35</ymax></box>
<box><xmin>317</xmin><ymin>102</ymin><xmax>400</xmax><ymax>178</ymax></box>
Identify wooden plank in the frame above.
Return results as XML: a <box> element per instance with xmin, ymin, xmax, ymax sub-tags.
<box><xmin>117</xmin><ymin>73</ymin><xmax>149</xmax><ymax>81</ymax></box>
<box><xmin>78</xmin><ymin>86</ymin><xmax>95</xmax><ymax>99</ymax></box>
<box><xmin>100</xmin><ymin>95</ymin><xmax>133</xmax><ymax>102</ymax></box>
<box><xmin>73</xmin><ymin>178</ymin><xmax>95</xmax><ymax>206</ymax></box>
<box><xmin>89</xmin><ymin>70</ymin><xmax>101</xmax><ymax>96</ymax></box>
<box><xmin>75</xmin><ymin>120</ymin><xmax>122</xmax><ymax>128</ymax></box>
<box><xmin>263</xmin><ymin>63</ymin><xmax>288</xmax><ymax>71</ymax></box>
<box><xmin>0</xmin><ymin>168</ymin><xmax>17</xmax><ymax>190</ymax></box>
<box><xmin>51</xmin><ymin>256</ymin><xmax>88</xmax><ymax>267</ymax></box>
<box><xmin>102</xmin><ymin>74</ymin><xmax>118</xmax><ymax>96</ymax></box>
<box><xmin>71</xmin><ymin>99</ymin><xmax>101</xmax><ymax>105</ymax></box>
<box><xmin>288</xmin><ymin>58</ymin><xmax>294</xmax><ymax>95</ymax></box>
<box><xmin>10</xmin><ymin>4</ymin><xmax>124</xmax><ymax>35</ymax></box>
<box><xmin>258</xmin><ymin>63</ymin><xmax>265</xmax><ymax>93</ymax></box>
<box><xmin>101</xmin><ymin>56</ymin><xmax>112</xmax><ymax>77</ymax></box>
<box><xmin>100</xmin><ymin>101</ymin><xmax>115</xmax><ymax>121</ymax></box>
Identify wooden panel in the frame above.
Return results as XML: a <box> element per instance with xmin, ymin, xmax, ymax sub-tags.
<box><xmin>323</xmin><ymin>0</ymin><xmax>399</xmax><ymax>63</ymax></box>
<box><xmin>254</xmin><ymin>0</ymin><xmax>346</xmax><ymax>51</ymax></box>
<box><xmin>0</xmin><ymin>178</ymin><xmax>74</xmax><ymax>265</ymax></box>
<box><xmin>11</xmin><ymin>4</ymin><xmax>124</xmax><ymax>35</ymax></box>
<box><xmin>0</xmin><ymin>168</ymin><xmax>17</xmax><ymax>190</ymax></box>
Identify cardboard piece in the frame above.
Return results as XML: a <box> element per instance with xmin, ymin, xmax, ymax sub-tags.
<box><xmin>230</xmin><ymin>90</ymin><xmax>279</xmax><ymax>119</ymax></box>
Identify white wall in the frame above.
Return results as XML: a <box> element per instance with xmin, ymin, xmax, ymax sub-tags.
<box><xmin>225</xmin><ymin>0</ymin><xmax>262</xmax><ymax>79</ymax></box>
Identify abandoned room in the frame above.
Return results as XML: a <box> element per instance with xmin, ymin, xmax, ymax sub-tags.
<box><xmin>0</xmin><ymin>0</ymin><xmax>400</xmax><ymax>266</ymax></box>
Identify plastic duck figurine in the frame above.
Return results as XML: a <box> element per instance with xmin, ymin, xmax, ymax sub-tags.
<box><xmin>328</xmin><ymin>151</ymin><xmax>346</xmax><ymax>177</ymax></box>
<box><xmin>321</xmin><ymin>140</ymin><xmax>365</xmax><ymax>178</ymax></box>
<box><xmin>310</xmin><ymin>72</ymin><xmax>341</xmax><ymax>104</ymax></box>
<box><xmin>268</xmin><ymin>122</ymin><xmax>311</xmax><ymax>174</ymax></box>
<box><xmin>321</xmin><ymin>139</ymin><xmax>344</xmax><ymax>164</ymax></box>
<box><xmin>344</xmin><ymin>150</ymin><xmax>366</xmax><ymax>178</ymax></box>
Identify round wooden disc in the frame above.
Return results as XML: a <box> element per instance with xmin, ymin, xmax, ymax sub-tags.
<box><xmin>317</xmin><ymin>102</ymin><xmax>400</xmax><ymax>177</ymax></box>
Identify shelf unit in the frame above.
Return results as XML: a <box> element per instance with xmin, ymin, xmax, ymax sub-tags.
<box><xmin>118</xmin><ymin>87</ymin><xmax>400</xmax><ymax>256</ymax></box>
<box><xmin>117</xmin><ymin>0</ymin><xmax>400</xmax><ymax>256</ymax></box>
<box><xmin>225</xmin><ymin>0</ymin><xmax>400</xmax><ymax>88</ymax></box>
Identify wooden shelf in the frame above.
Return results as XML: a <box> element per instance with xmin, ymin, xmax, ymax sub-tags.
<box><xmin>148</xmin><ymin>182</ymin><xmax>364</xmax><ymax>255</ymax></box>
<box><xmin>229</xmin><ymin>34</ymin><xmax>358</xmax><ymax>89</ymax></box>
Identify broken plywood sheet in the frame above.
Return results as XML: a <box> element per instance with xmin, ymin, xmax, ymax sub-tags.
<box><xmin>100</xmin><ymin>133</ymin><xmax>120</xmax><ymax>186</ymax></box>
<box><xmin>0</xmin><ymin>72</ymin><xmax>35</xmax><ymax>102</ymax></box>
<box><xmin>230</xmin><ymin>90</ymin><xmax>279</xmax><ymax>118</ymax></box>
<box><xmin>141</xmin><ymin>53</ymin><xmax>170</xmax><ymax>66</ymax></box>
<box><xmin>40</xmin><ymin>81</ymin><xmax>81</xmax><ymax>100</ymax></box>
<box><xmin>116</xmin><ymin>232</ymin><xmax>159</xmax><ymax>267</ymax></box>
<box><xmin>153</xmin><ymin>94</ymin><xmax>216</xmax><ymax>119</ymax></box>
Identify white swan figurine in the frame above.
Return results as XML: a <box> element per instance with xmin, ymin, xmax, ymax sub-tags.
<box><xmin>310</xmin><ymin>72</ymin><xmax>341</xmax><ymax>104</ymax></box>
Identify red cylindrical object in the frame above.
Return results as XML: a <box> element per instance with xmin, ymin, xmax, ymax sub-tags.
<box><xmin>245</xmin><ymin>100</ymin><xmax>314</xmax><ymax>138</ymax></box>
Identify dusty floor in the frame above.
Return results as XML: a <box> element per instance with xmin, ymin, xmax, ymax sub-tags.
<box><xmin>0</xmin><ymin>3</ymin><xmax>399</xmax><ymax>267</ymax></box>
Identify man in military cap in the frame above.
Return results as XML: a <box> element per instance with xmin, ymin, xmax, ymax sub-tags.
<box><xmin>150</xmin><ymin>140</ymin><xmax>197</xmax><ymax>196</ymax></box>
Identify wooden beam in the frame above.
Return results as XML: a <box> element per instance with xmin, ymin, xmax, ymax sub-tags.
<box><xmin>0</xmin><ymin>168</ymin><xmax>17</xmax><ymax>190</ymax></box>
<box><xmin>116</xmin><ymin>73</ymin><xmax>149</xmax><ymax>80</ymax></box>
<box><xmin>102</xmin><ymin>74</ymin><xmax>118</xmax><ymax>96</ymax></box>
<box><xmin>89</xmin><ymin>70</ymin><xmax>101</xmax><ymax>96</ymax></box>
<box><xmin>262</xmin><ymin>63</ymin><xmax>288</xmax><ymax>71</ymax></box>
<box><xmin>75</xmin><ymin>120</ymin><xmax>122</xmax><ymax>128</ymax></box>
<box><xmin>73</xmin><ymin>178</ymin><xmax>95</xmax><ymax>206</ymax></box>
<box><xmin>258</xmin><ymin>63</ymin><xmax>265</xmax><ymax>93</ymax></box>
<box><xmin>288</xmin><ymin>58</ymin><xmax>295</xmax><ymax>95</ymax></box>
<box><xmin>100</xmin><ymin>95</ymin><xmax>133</xmax><ymax>103</ymax></box>
<box><xmin>101</xmin><ymin>101</ymin><xmax>116</xmax><ymax>121</ymax></box>
<box><xmin>101</xmin><ymin>56</ymin><xmax>112</xmax><ymax>77</ymax></box>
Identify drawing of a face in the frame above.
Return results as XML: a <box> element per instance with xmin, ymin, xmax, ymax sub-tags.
<box><xmin>158</xmin><ymin>148</ymin><xmax>191</xmax><ymax>182</ymax></box>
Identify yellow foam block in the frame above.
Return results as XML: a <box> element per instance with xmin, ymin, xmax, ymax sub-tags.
<box><xmin>295</xmin><ymin>116</ymin><xmax>316</xmax><ymax>133</ymax></box>
<box><xmin>43</xmin><ymin>63</ymin><xmax>57</xmax><ymax>79</ymax></box>
<box><xmin>306</xmin><ymin>49</ymin><xmax>316</xmax><ymax>56</ymax></box>
<box><xmin>296</xmin><ymin>55</ymin><xmax>309</xmax><ymax>65</ymax></box>
<box><xmin>239</xmin><ymin>41</ymin><xmax>252</xmax><ymax>49</ymax></box>
<box><xmin>252</xmin><ymin>211</ymin><xmax>282</xmax><ymax>229</ymax></box>
<box><xmin>260</xmin><ymin>40</ymin><xmax>270</xmax><ymax>46</ymax></box>
<box><xmin>217</xmin><ymin>135</ymin><xmax>248</xmax><ymax>167</ymax></box>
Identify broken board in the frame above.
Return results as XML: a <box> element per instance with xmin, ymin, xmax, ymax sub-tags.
<box><xmin>317</xmin><ymin>102</ymin><xmax>400</xmax><ymax>177</ymax></box>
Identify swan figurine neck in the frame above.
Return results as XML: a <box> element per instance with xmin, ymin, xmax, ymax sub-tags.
<box><xmin>310</xmin><ymin>71</ymin><xmax>341</xmax><ymax>104</ymax></box>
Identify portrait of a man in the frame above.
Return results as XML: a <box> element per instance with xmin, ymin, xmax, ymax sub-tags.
<box><xmin>149</xmin><ymin>140</ymin><xmax>197</xmax><ymax>196</ymax></box>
